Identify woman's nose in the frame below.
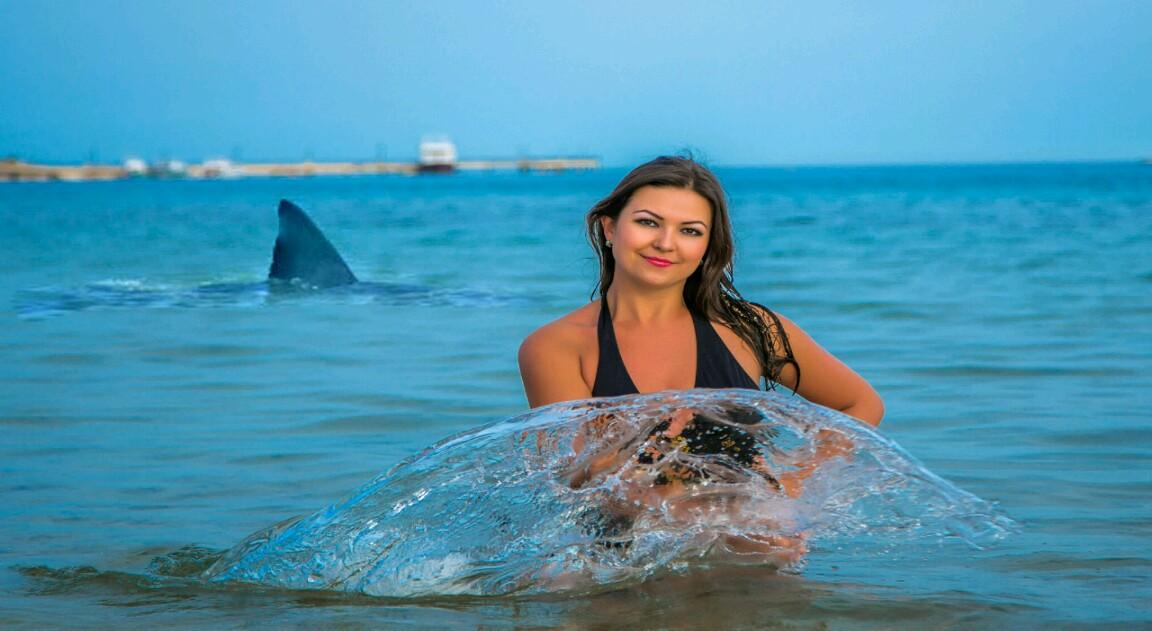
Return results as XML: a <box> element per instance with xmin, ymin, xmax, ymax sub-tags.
<box><xmin>653</xmin><ymin>229</ymin><xmax>674</xmax><ymax>251</ymax></box>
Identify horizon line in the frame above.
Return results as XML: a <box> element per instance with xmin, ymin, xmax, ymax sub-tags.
<box><xmin>3</xmin><ymin>154</ymin><xmax>1147</xmax><ymax>171</ymax></box>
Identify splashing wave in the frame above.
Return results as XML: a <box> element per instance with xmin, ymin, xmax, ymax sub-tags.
<box><xmin>205</xmin><ymin>390</ymin><xmax>1016</xmax><ymax>597</ymax></box>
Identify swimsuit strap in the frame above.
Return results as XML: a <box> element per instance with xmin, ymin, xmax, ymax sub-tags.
<box><xmin>691</xmin><ymin>309</ymin><xmax>761</xmax><ymax>390</ymax></box>
<box><xmin>591</xmin><ymin>300</ymin><xmax>639</xmax><ymax>397</ymax></box>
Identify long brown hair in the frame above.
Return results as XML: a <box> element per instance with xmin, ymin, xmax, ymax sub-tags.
<box><xmin>585</xmin><ymin>156</ymin><xmax>799</xmax><ymax>390</ymax></box>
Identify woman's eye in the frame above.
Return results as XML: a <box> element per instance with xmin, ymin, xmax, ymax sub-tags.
<box><xmin>636</xmin><ymin>218</ymin><xmax>658</xmax><ymax>227</ymax></box>
<box><xmin>682</xmin><ymin>228</ymin><xmax>703</xmax><ymax>236</ymax></box>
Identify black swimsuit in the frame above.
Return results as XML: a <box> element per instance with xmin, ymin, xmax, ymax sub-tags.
<box><xmin>590</xmin><ymin>300</ymin><xmax>760</xmax><ymax>397</ymax></box>
<box><xmin>588</xmin><ymin>301</ymin><xmax>776</xmax><ymax>490</ymax></box>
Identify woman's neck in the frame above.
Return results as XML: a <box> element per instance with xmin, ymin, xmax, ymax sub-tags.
<box><xmin>604</xmin><ymin>283</ymin><xmax>689</xmax><ymax>325</ymax></box>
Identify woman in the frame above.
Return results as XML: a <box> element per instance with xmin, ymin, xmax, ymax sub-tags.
<box><xmin>518</xmin><ymin>156</ymin><xmax>884</xmax><ymax>426</ymax></box>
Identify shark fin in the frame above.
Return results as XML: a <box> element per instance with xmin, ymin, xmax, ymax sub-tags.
<box><xmin>268</xmin><ymin>199</ymin><xmax>358</xmax><ymax>288</ymax></box>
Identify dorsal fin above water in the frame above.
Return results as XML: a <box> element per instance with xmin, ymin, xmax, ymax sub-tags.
<box><xmin>268</xmin><ymin>199</ymin><xmax>358</xmax><ymax>288</ymax></box>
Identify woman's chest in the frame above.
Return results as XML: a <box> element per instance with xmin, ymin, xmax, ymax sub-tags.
<box><xmin>613</xmin><ymin>322</ymin><xmax>698</xmax><ymax>392</ymax></box>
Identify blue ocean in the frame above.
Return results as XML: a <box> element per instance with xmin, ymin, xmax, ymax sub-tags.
<box><xmin>1</xmin><ymin>163</ymin><xmax>1150</xmax><ymax>628</ymax></box>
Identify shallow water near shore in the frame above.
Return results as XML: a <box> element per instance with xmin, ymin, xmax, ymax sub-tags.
<box><xmin>2</xmin><ymin>163</ymin><xmax>1150</xmax><ymax>628</ymax></box>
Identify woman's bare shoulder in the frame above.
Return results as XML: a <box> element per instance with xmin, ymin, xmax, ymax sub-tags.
<box><xmin>519</xmin><ymin>301</ymin><xmax>602</xmax><ymax>407</ymax></box>
<box><xmin>519</xmin><ymin>301</ymin><xmax>600</xmax><ymax>356</ymax></box>
<box><xmin>744</xmin><ymin>300</ymin><xmax>788</xmax><ymax>323</ymax></box>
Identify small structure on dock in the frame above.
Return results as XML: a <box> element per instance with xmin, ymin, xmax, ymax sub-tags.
<box><xmin>418</xmin><ymin>137</ymin><xmax>458</xmax><ymax>173</ymax></box>
<box><xmin>123</xmin><ymin>158</ymin><xmax>147</xmax><ymax>177</ymax></box>
<box><xmin>149</xmin><ymin>160</ymin><xmax>187</xmax><ymax>178</ymax></box>
<box><xmin>192</xmin><ymin>159</ymin><xmax>241</xmax><ymax>178</ymax></box>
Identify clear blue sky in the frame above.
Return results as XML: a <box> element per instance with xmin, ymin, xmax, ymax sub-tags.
<box><xmin>1</xmin><ymin>0</ymin><xmax>1149</xmax><ymax>166</ymax></box>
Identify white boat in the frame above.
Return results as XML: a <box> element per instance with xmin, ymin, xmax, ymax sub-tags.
<box><xmin>418</xmin><ymin>138</ymin><xmax>458</xmax><ymax>173</ymax></box>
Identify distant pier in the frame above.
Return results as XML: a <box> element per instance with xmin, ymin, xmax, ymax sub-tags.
<box><xmin>0</xmin><ymin>157</ymin><xmax>600</xmax><ymax>182</ymax></box>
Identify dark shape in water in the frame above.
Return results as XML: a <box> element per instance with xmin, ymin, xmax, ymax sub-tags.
<box><xmin>268</xmin><ymin>199</ymin><xmax>358</xmax><ymax>288</ymax></box>
<box><xmin>15</xmin><ymin>200</ymin><xmax>519</xmax><ymax>317</ymax></box>
<box><xmin>204</xmin><ymin>390</ymin><xmax>1017</xmax><ymax>598</ymax></box>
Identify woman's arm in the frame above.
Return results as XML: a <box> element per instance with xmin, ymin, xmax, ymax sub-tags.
<box><xmin>772</xmin><ymin>314</ymin><xmax>884</xmax><ymax>427</ymax></box>
<box><xmin>772</xmin><ymin>428</ymin><xmax>855</xmax><ymax>496</ymax></box>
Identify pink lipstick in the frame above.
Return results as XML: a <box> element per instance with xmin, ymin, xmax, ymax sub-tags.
<box><xmin>643</xmin><ymin>256</ymin><xmax>672</xmax><ymax>268</ymax></box>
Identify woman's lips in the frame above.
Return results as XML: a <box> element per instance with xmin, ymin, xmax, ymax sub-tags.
<box><xmin>643</xmin><ymin>256</ymin><xmax>672</xmax><ymax>268</ymax></box>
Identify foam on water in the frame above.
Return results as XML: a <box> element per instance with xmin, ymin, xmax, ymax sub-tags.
<box><xmin>14</xmin><ymin>277</ymin><xmax>522</xmax><ymax>319</ymax></box>
<box><xmin>204</xmin><ymin>389</ymin><xmax>1016</xmax><ymax>597</ymax></box>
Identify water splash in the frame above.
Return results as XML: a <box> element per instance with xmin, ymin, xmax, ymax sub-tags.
<box><xmin>205</xmin><ymin>390</ymin><xmax>1016</xmax><ymax>597</ymax></box>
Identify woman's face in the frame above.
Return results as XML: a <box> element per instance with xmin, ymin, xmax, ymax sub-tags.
<box><xmin>600</xmin><ymin>186</ymin><xmax>712</xmax><ymax>291</ymax></box>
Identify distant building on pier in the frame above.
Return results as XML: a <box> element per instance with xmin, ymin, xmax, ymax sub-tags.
<box><xmin>149</xmin><ymin>160</ymin><xmax>187</xmax><ymax>178</ymax></box>
<box><xmin>418</xmin><ymin>137</ymin><xmax>458</xmax><ymax>173</ymax></box>
<box><xmin>123</xmin><ymin>158</ymin><xmax>147</xmax><ymax>177</ymax></box>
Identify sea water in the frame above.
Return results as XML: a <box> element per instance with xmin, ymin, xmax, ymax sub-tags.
<box><xmin>1</xmin><ymin>163</ymin><xmax>1150</xmax><ymax>628</ymax></box>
